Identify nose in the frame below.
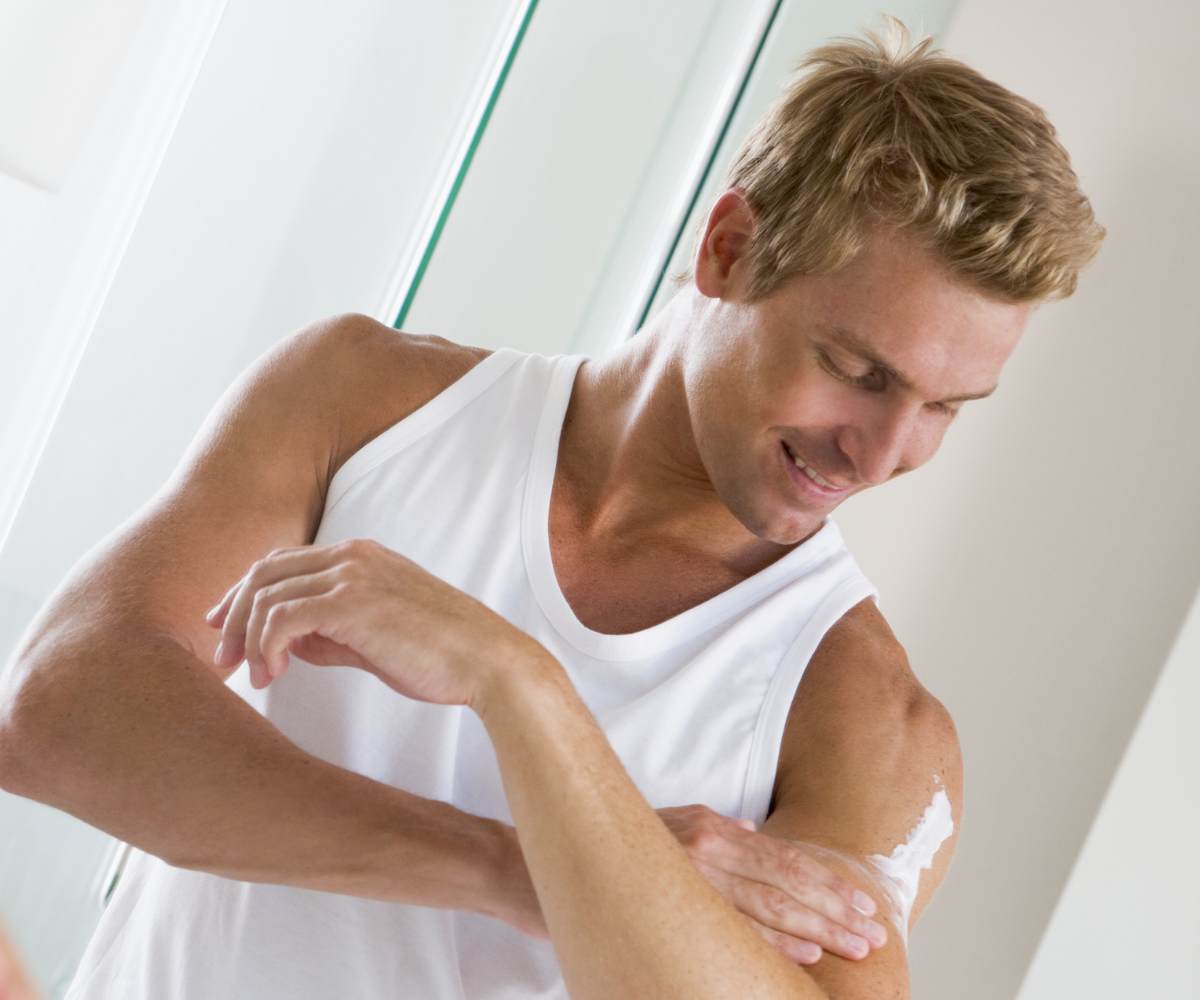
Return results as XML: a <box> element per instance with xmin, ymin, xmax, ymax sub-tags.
<box><xmin>840</xmin><ymin>399</ymin><xmax>923</xmax><ymax>486</ymax></box>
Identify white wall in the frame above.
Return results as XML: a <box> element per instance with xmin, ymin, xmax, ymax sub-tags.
<box><xmin>0</xmin><ymin>0</ymin><xmax>153</xmax><ymax>189</ymax></box>
<box><xmin>1017</xmin><ymin>583</ymin><xmax>1200</xmax><ymax>998</ymax></box>
<box><xmin>0</xmin><ymin>0</ymin><xmax>523</xmax><ymax>666</ymax></box>
<box><xmin>832</xmin><ymin>1</ymin><xmax>1200</xmax><ymax>997</ymax></box>
<box><xmin>405</xmin><ymin>0</ymin><xmax>771</xmax><ymax>357</ymax></box>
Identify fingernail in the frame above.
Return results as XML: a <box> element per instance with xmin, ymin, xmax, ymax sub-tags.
<box><xmin>852</xmin><ymin>890</ymin><xmax>876</xmax><ymax>916</ymax></box>
<box><xmin>865</xmin><ymin>920</ymin><xmax>888</xmax><ymax>947</ymax></box>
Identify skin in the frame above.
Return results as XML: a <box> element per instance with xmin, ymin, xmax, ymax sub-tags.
<box><xmin>0</xmin><ymin>190</ymin><xmax>1028</xmax><ymax>998</ymax></box>
<box><xmin>0</xmin><ymin>921</ymin><xmax>41</xmax><ymax>1000</ymax></box>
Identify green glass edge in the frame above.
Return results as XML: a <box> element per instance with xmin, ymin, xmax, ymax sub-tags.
<box><xmin>393</xmin><ymin>0</ymin><xmax>541</xmax><ymax>329</ymax></box>
<box><xmin>633</xmin><ymin>0</ymin><xmax>785</xmax><ymax>335</ymax></box>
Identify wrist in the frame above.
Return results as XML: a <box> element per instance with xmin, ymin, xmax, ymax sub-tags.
<box><xmin>469</xmin><ymin>633</ymin><xmax>570</xmax><ymax>726</ymax></box>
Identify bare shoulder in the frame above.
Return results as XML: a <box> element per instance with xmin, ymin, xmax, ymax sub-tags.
<box><xmin>767</xmin><ymin>598</ymin><xmax>962</xmax><ymax>914</ymax></box>
<box><xmin>234</xmin><ymin>313</ymin><xmax>490</xmax><ymax>473</ymax></box>
<box><xmin>18</xmin><ymin>315</ymin><xmax>488</xmax><ymax>671</ymax></box>
<box><xmin>759</xmin><ymin>600</ymin><xmax>962</xmax><ymax>997</ymax></box>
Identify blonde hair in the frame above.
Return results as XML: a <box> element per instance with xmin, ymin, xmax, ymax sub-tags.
<box><xmin>709</xmin><ymin>18</ymin><xmax>1103</xmax><ymax>302</ymax></box>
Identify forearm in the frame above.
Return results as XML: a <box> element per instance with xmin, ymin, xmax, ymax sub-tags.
<box><xmin>475</xmin><ymin>646</ymin><xmax>827</xmax><ymax>1000</ymax></box>
<box><xmin>0</xmin><ymin>622</ymin><xmax>533</xmax><ymax>925</ymax></box>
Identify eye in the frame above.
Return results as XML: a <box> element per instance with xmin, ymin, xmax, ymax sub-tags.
<box><xmin>817</xmin><ymin>348</ymin><xmax>885</xmax><ymax>391</ymax></box>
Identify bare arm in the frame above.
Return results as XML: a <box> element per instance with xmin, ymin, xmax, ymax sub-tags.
<box><xmin>219</xmin><ymin>545</ymin><xmax>960</xmax><ymax>999</ymax></box>
<box><xmin>0</xmin><ymin>316</ymin><xmax>541</xmax><ymax>931</ymax></box>
<box><xmin>761</xmin><ymin>599</ymin><xmax>964</xmax><ymax>998</ymax></box>
<box><xmin>480</xmin><ymin>598</ymin><xmax>961</xmax><ymax>999</ymax></box>
<box><xmin>0</xmin><ymin>313</ymin><xmax>889</xmax><ymax>959</ymax></box>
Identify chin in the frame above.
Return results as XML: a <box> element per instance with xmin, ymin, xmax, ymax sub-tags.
<box><xmin>761</xmin><ymin>514</ymin><xmax>826</xmax><ymax>547</ymax></box>
<box><xmin>727</xmin><ymin>492</ymin><xmax>825</xmax><ymax>547</ymax></box>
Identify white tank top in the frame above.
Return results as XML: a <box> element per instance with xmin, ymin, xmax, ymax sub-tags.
<box><xmin>68</xmin><ymin>350</ymin><xmax>875</xmax><ymax>1000</ymax></box>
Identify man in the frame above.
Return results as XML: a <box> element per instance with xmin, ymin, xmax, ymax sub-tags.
<box><xmin>0</xmin><ymin>25</ymin><xmax>1100</xmax><ymax>1000</ymax></box>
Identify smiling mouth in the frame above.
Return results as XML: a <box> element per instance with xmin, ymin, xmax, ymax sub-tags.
<box><xmin>782</xmin><ymin>442</ymin><xmax>841</xmax><ymax>491</ymax></box>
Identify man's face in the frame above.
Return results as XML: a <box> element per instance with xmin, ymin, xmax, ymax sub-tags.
<box><xmin>685</xmin><ymin>233</ymin><xmax>1031</xmax><ymax>546</ymax></box>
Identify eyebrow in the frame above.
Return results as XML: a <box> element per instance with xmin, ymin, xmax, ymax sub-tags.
<box><xmin>819</xmin><ymin>325</ymin><xmax>998</xmax><ymax>403</ymax></box>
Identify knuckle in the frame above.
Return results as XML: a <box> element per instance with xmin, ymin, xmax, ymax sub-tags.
<box><xmin>760</xmin><ymin>888</ymin><xmax>794</xmax><ymax>925</ymax></box>
<box><xmin>343</xmin><ymin>538</ymin><xmax>378</xmax><ymax>559</ymax></box>
<box><xmin>687</xmin><ymin>828</ymin><xmax>721</xmax><ymax>856</ymax></box>
<box><xmin>251</xmin><ymin>583</ymin><xmax>278</xmax><ymax>610</ymax></box>
<box><xmin>779</xmin><ymin>840</ymin><xmax>811</xmax><ymax>866</ymax></box>
<box><xmin>783</xmin><ymin>859</ymin><xmax>813</xmax><ymax>888</ymax></box>
<box><xmin>332</xmin><ymin>539</ymin><xmax>360</xmax><ymax>559</ymax></box>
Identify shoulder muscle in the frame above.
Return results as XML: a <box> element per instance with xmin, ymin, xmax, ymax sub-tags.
<box><xmin>761</xmin><ymin>599</ymin><xmax>962</xmax><ymax>993</ymax></box>
<box><xmin>769</xmin><ymin>600</ymin><xmax>961</xmax><ymax>859</ymax></box>
<box><xmin>32</xmin><ymin>315</ymin><xmax>486</xmax><ymax>671</ymax></box>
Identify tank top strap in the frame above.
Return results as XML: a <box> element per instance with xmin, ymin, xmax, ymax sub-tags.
<box><xmin>325</xmin><ymin>347</ymin><xmax>532</xmax><ymax>515</ymax></box>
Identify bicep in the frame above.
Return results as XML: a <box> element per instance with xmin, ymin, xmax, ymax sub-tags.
<box><xmin>756</xmin><ymin>600</ymin><xmax>963</xmax><ymax>997</ymax></box>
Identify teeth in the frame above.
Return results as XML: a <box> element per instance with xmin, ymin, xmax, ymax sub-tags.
<box><xmin>803</xmin><ymin>465</ymin><xmax>835</xmax><ymax>489</ymax></box>
<box><xmin>786</xmin><ymin>444</ymin><xmax>836</xmax><ymax>489</ymax></box>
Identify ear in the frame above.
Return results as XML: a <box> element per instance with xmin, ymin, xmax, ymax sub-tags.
<box><xmin>694</xmin><ymin>189</ymin><xmax>756</xmax><ymax>299</ymax></box>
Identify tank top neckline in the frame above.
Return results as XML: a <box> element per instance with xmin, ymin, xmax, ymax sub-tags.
<box><xmin>521</xmin><ymin>354</ymin><xmax>846</xmax><ymax>662</ymax></box>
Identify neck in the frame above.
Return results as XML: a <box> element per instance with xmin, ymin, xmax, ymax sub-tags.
<box><xmin>555</xmin><ymin>289</ymin><xmax>791</xmax><ymax>579</ymax></box>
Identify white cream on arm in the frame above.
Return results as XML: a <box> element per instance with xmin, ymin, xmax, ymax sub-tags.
<box><xmin>793</xmin><ymin>786</ymin><xmax>955</xmax><ymax>949</ymax></box>
<box><xmin>866</xmin><ymin>788</ymin><xmax>955</xmax><ymax>945</ymax></box>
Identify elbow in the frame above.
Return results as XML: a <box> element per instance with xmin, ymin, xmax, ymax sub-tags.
<box><xmin>0</xmin><ymin>643</ymin><xmax>76</xmax><ymax>802</ymax></box>
<box><xmin>0</xmin><ymin>669</ymin><xmax>48</xmax><ymax>799</ymax></box>
<box><xmin>0</xmin><ymin>709</ymin><xmax>40</xmax><ymax>801</ymax></box>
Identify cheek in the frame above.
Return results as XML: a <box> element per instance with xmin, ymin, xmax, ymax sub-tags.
<box><xmin>903</xmin><ymin>417</ymin><xmax>953</xmax><ymax>471</ymax></box>
<box><xmin>762</xmin><ymin>375</ymin><xmax>855</xmax><ymax>429</ymax></box>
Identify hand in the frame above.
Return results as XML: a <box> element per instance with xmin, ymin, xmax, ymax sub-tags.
<box><xmin>206</xmin><ymin>539</ymin><xmax>538</xmax><ymax>705</ymax></box>
<box><xmin>658</xmin><ymin>805</ymin><xmax>888</xmax><ymax>965</ymax></box>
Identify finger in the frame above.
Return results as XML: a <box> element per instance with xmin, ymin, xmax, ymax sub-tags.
<box><xmin>743</xmin><ymin>915</ymin><xmax>822</xmax><ymax>966</ymax></box>
<box><xmin>206</xmin><ymin>580</ymin><xmax>242</xmax><ymax>629</ymax></box>
<box><xmin>710</xmin><ymin>865</ymin><xmax>873</xmax><ymax>960</ymax></box>
<box><xmin>661</xmin><ymin>807</ymin><xmax>877</xmax><ymax>939</ymax></box>
<box><xmin>243</xmin><ymin>571</ymin><xmax>343</xmax><ymax>683</ymax></box>
<box><xmin>718</xmin><ymin>830</ymin><xmax>887</xmax><ymax>942</ymax></box>
<box><xmin>216</xmin><ymin>547</ymin><xmax>342</xmax><ymax>669</ymax></box>
<box><xmin>256</xmin><ymin>589</ymin><xmax>354</xmax><ymax>683</ymax></box>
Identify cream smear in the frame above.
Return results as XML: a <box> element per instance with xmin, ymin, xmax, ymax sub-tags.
<box><xmin>867</xmin><ymin>788</ymin><xmax>955</xmax><ymax>945</ymax></box>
